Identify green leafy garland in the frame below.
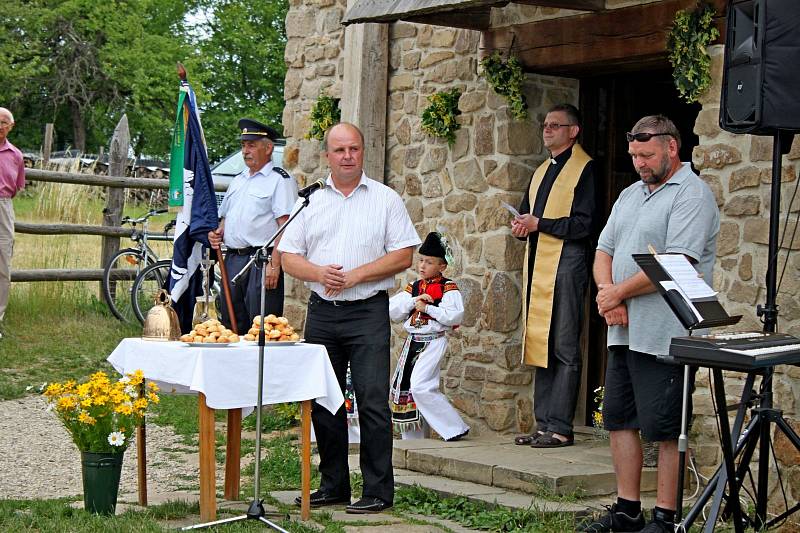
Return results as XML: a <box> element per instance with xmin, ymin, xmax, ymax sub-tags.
<box><xmin>421</xmin><ymin>88</ymin><xmax>462</xmax><ymax>146</ymax></box>
<box><xmin>666</xmin><ymin>3</ymin><xmax>719</xmax><ymax>103</ymax></box>
<box><xmin>306</xmin><ymin>92</ymin><xmax>341</xmax><ymax>140</ymax></box>
<box><xmin>480</xmin><ymin>52</ymin><xmax>528</xmax><ymax>120</ymax></box>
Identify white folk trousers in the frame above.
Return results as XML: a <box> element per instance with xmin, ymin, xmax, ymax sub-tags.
<box><xmin>400</xmin><ymin>336</ymin><xmax>469</xmax><ymax>441</ymax></box>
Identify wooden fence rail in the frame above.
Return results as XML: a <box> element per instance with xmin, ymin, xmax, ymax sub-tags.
<box><xmin>13</xmin><ymin>114</ymin><xmax>224</xmax><ymax>284</ymax></box>
<box><xmin>15</xmin><ymin>222</ymin><xmax>134</xmax><ymax>238</ymax></box>
<box><xmin>12</xmin><ymin>269</ymin><xmax>108</xmax><ymax>282</ymax></box>
<box><xmin>25</xmin><ymin>168</ymin><xmax>227</xmax><ymax>192</ymax></box>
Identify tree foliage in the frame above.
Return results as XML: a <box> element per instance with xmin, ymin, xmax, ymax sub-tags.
<box><xmin>1</xmin><ymin>0</ymin><xmax>197</xmax><ymax>156</ymax></box>
<box><xmin>188</xmin><ymin>0</ymin><xmax>289</xmax><ymax>162</ymax></box>
<box><xmin>1</xmin><ymin>0</ymin><xmax>288</xmax><ymax>162</ymax></box>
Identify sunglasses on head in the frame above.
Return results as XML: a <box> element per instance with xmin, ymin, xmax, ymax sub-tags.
<box><xmin>625</xmin><ymin>132</ymin><xmax>673</xmax><ymax>143</ymax></box>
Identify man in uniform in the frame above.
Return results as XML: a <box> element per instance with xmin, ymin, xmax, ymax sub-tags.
<box><xmin>0</xmin><ymin>107</ymin><xmax>25</xmax><ymax>339</ymax></box>
<box><xmin>208</xmin><ymin>118</ymin><xmax>298</xmax><ymax>333</ymax></box>
<box><xmin>510</xmin><ymin>103</ymin><xmax>596</xmax><ymax>448</ymax></box>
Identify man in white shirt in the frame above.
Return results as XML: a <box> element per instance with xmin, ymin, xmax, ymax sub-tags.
<box><xmin>208</xmin><ymin>119</ymin><xmax>298</xmax><ymax>333</ymax></box>
<box><xmin>280</xmin><ymin>122</ymin><xmax>420</xmax><ymax>514</ymax></box>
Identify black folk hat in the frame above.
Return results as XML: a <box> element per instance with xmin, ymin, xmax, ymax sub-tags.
<box><xmin>238</xmin><ymin>118</ymin><xmax>280</xmax><ymax>142</ymax></box>
<box><xmin>419</xmin><ymin>232</ymin><xmax>448</xmax><ymax>263</ymax></box>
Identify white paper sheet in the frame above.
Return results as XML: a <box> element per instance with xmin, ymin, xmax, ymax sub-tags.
<box><xmin>656</xmin><ymin>254</ymin><xmax>717</xmax><ymax>299</ymax></box>
<box><xmin>501</xmin><ymin>201</ymin><xmax>521</xmax><ymax>218</ymax></box>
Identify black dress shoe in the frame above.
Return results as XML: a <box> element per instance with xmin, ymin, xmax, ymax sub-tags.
<box><xmin>345</xmin><ymin>496</ymin><xmax>392</xmax><ymax>514</ymax></box>
<box><xmin>294</xmin><ymin>489</ymin><xmax>350</xmax><ymax>508</ymax></box>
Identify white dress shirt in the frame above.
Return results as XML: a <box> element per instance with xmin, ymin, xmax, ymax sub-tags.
<box><xmin>278</xmin><ymin>172</ymin><xmax>420</xmax><ymax>301</ymax></box>
<box><xmin>219</xmin><ymin>161</ymin><xmax>299</xmax><ymax>248</ymax></box>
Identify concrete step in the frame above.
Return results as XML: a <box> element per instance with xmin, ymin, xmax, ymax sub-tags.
<box><xmin>391</xmin><ymin>433</ymin><xmax>658</xmax><ymax>498</ymax></box>
<box><xmin>394</xmin><ymin>467</ymin><xmax>597</xmax><ymax>517</ymax></box>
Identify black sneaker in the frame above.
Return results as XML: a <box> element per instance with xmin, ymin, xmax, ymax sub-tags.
<box><xmin>640</xmin><ymin>507</ymin><xmax>675</xmax><ymax>532</ymax></box>
<box><xmin>575</xmin><ymin>503</ymin><xmax>645</xmax><ymax>532</ymax></box>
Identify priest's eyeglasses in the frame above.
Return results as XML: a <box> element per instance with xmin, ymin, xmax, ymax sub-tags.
<box><xmin>542</xmin><ymin>122</ymin><xmax>574</xmax><ymax>130</ymax></box>
<box><xmin>625</xmin><ymin>132</ymin><xmax>673</xmax><ymax>142</ymax></box>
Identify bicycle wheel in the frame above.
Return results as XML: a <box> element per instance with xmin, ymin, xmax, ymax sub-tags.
<box><xmin>131</xmin><ymin>260</ymin><xmax>173</xmax><ymax>325</ymax></box>
<box><xmin>102</xmin><ymin>248</ymin><xmax>149</xmax><ymax>322</ymax></box>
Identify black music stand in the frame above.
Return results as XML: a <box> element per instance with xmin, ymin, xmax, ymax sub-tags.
<box><xmin>674</xmin><ymin>132</ymin><xmax>800</xmax><ymax>532</ymax></box>
<box><xmin>633</xmin><ymin>253</ymin><xmax>742</xmax><ymax>529</ymax></box>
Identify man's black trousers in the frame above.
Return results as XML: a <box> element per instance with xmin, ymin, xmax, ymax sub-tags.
<box><xmin>305</xmin><ymin>291</ymin><xmax>394</xmax><ymax>505</ymax></box>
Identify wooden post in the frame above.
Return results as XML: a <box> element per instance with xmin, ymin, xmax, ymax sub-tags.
<box><xmin>300</xmin><ymin>400</ymin><xmax>312</xmax><ymax>520</ymax></box>
<box><xmin>198</xmin><ymin>393</ymin><xmax>217</xmax><ymax>521</ymax></box>
<box><xmin>341</xmin><ymin>4</ymin><xmax>389</xmax><ymax>182</ymax></box>
<box><xmin>100</xmin><ymin>115</ymin><xmax>129</xmax><ymax>285</ymax></box>
<box><xmin>137</xmin><ymin>382</ymin><xmax>148</xmax><ymax>506</ymax></box>
<box><xmin>223</xmin><ymin>409</ymin><xmax>242</xmax><ymax>500</ymax></box>
<box><xmin>42</xmin><ymin>123</ymin><xmax>54</xmax><ymax>167</ymax></box>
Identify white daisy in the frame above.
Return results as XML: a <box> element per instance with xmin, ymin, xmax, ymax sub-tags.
<box><xmin>108</xmin><ymin>431</ymin><xmax>126</xmax><ymax>447</ymax></box>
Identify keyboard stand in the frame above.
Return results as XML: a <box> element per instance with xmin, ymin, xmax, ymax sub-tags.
<box><xmin>678</xmin><ymin>368</ymin><xmax>800</xmax><ymax>531</ymax></box>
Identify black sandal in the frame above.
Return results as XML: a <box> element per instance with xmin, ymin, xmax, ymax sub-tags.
<box><xmin>513</xmin><ymin>432</ymin><xmax>542</xmax><ymax>445</ymax></box>
<box><xmin>530</xmin><ymin>433</ymin><xmax>574</xmax><ymax>448</ymax></box>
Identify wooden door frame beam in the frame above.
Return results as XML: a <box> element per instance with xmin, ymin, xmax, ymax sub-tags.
<box><xmin>481</xmin><ymin>0</ymin><xmax>726</xmax><ymax>76</ymax></box>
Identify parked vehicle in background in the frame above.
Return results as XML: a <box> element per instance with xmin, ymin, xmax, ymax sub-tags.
<box><xmin>210</xmin><ymin>141</ymin><xmax>285</xmax><ymax>207</ymax></box>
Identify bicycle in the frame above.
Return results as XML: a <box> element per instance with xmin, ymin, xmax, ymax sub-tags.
<box><xmin>101</xmin><ymin>209</ymin><xmax>173</xmax><ymax>322</ymax></box>
<box><xmin>131</xmin><ymin>252</ymin><xmax>223</xmax><ymax>325</ymax></box>
<box><xmin>130</xmin><ymin>259</ymin><xmax>173</xmax><ymax>324</ymax></box>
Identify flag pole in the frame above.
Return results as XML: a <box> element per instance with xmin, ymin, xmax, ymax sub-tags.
<box><xmin>176</xmin><ymin>63</ymin><xmax>238</xmax><ymax>334</ymax></box>
<box><xmin>215</xmin><ymin>248</ymin><xmax>237</xmax><ymax>333</ymax></box>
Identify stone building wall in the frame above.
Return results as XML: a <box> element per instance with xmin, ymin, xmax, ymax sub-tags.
<box><xmin>384</xmin><ymin>22</ymin><xmax>579</xmax><ymax>435</ymax></box>
<box><xmin>689</xmin><ymin>44</ymin><xmax>800</xmax><ymax>509</ymax></box>
<box><xmin>281</xmin><ymin>1</ymin><xmax>798</xmax><ymax>509</ymax></box>
<box><xmin>282</xmin><ymin>0</ymin><xmax>580</xmax><ymax>436</ymax></box>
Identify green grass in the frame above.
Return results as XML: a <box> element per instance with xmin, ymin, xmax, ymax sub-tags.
<box><xmin>0</xmin><ymin>498</ymin><xmax>317</xmax><ymax>532</ymax></box>
<box><xmin>0</xmin><ymin>186</ymin><xmax>603</xmax><ymax>532</ymax></box>
<box><xmin>0</xmin><ymin>286</ymin><xmax>140</xmax><ymax>399</ymax></box>
<box><xmin>242</xmin><ymin>433</ymin><xmax>320</xmax><ymax>494</ymax></box>
<box><xmin>394</xmin><ymin>485</ymin><xmax>575</xmax><ymax>532</ymax></box>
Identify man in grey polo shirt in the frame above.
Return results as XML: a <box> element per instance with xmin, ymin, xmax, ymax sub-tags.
<box><xmin>577</xmin><ymin>115</ymin><xmax>719</xmax><ymax>533</ymax></box>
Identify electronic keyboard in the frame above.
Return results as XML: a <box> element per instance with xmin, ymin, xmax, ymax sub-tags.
<box><xmin>670</xmin><ymin>331</ymin><xmax>800</xmax><ymax>370</ymax></box>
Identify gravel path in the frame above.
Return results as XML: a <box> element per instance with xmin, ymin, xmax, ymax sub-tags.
<box><xmin>0</xmin><ymin>395</ymin><xmax>200</xmax><ymax>501</ymax></box>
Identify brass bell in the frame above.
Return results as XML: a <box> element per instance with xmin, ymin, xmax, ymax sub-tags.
<box><xmin>142</xmin><ymin>289</ymin><xmax>182</xmax><ymax>341</ymax></box>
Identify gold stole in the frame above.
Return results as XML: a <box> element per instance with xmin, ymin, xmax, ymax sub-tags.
<box><xmin>522</xmin><ymin>144</ymin><xmax>591</xmax><ymax>367</ymax></box>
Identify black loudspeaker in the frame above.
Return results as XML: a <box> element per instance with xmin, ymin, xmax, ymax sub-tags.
<box><xmin>720</xmin><ymin>0</ymin><xmax>800</xmax><ymax>135</ymax></box>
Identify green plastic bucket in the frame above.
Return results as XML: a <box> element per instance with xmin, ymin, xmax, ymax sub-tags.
<box><xmin>81</xmin><ymin>451</ymin><xmax>124</xmax><ymax>515</ymax></box>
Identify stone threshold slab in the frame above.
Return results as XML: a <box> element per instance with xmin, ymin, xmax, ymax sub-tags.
<box><xmin>392</xmin><ymin>436</ymin><xmax>657</xmax><ymax>497</ymax></box>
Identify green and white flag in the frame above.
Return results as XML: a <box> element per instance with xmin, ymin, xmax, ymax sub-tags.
<box><xmin>169</xmin><ymin>85</ymin><xmax>189</xmax><ymax>210</ymax></box>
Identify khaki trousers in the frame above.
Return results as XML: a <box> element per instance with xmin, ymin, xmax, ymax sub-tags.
<box><xmin>0</xmin><ymin>198</ymin><xmax>14</xmax><ymax>322</ymax></box>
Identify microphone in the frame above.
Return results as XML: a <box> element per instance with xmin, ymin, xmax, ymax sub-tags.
<box><xmin>298</xmin><ymin>179</ymin><xmax>326</xmax><ymax>198</ymax></box>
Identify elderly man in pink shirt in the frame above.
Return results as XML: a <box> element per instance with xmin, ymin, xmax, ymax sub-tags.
<box><xmin>0</xmin><ymin>107</ymin><xmax>25</xmax><ymax>338</ymax></box>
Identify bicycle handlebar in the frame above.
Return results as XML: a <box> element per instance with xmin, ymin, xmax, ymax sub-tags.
<box><xmin>121</xmin><ymin>208</ymin><xmax>169</xmax><ymax>226</ymax></box>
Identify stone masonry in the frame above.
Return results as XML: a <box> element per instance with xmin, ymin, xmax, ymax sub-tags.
<box><xmin>281</xmin><ymin>2</ymin><xmax>799</xmax><ymax>512</ymax></box>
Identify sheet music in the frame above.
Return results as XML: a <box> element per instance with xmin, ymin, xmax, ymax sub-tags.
<box><xmin>501</xmin><ymin>201</ymin><xmax>521</xmax><ymax>218</ymax></box>
<box><xmin>656</xmin><ymin>254</ymin><xmax>717</xmax><ymax>299</ymax></box>
<box><xmin>660</xmin><ymin>281</ymin><xmax>704</xmax><ymax>323</ymax></box>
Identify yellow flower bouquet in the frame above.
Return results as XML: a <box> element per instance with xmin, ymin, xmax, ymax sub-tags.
<box><xmin>43</xmin><ymin>370</ymin><xmax>159</xmax><ymax>453</ymax></box>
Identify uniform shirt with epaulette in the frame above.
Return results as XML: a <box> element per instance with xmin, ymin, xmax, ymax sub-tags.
<box><xmin>218</xmin><ymin>161</ymin><xmax>298</xmax><ymax>248</ymax></box>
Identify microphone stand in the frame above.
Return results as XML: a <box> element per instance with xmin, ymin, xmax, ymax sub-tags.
<box><xmin>231</xmin><ymin>195</ymin><xmax>310</xmax><ymax>287</ymax></box>
<box><xmin>182</xmin><ymin>195</ymin><xmax>311</xmax><ymax>531</ymax></box>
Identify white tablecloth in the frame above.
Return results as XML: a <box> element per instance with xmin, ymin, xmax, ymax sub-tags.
<box><xmin>108</xmin><ymin>338</ymin><xmax>343</xmax><ymax>415</ymax></box>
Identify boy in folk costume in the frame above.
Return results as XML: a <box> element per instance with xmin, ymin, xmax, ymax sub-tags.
<box><xmin>389</xmin><ymin>232</ymin><xmax>469</xmax><ymax>441</ymax></box>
